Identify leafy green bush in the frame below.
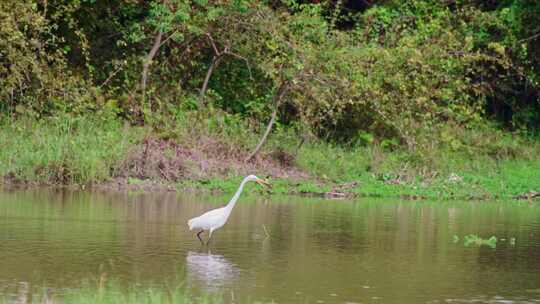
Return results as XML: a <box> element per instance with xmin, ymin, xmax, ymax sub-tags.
<box><xmin>0</xmin><ymin>1</ymin><xmax>93</xmax><ymax>116</ymax></box>
<box><xmin>0</xmin><ymin>0</ymin><xmax>539</xmax><ymax>153</ymax></box>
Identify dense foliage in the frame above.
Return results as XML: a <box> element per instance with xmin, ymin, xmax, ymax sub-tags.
<box><xmin>1</xmin><ymin>0</ymin><xmax>539</xmax><ymax>152</ymax></box>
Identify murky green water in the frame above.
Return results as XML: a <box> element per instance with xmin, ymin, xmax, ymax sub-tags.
<box><xmin>1</xmin><ymin>188</ymin><xmax>540</xmax><ymax>303</ymax></box>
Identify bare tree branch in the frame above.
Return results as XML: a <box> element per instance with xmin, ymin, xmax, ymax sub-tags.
<box><xmin>157</xmin><ymin>27</ymin><xmax>181</xmax><ymax>49</ymax></box>
<box><xmin>206</xmin><ymin>33</ymin><xmax>220</xmax><ymax>55</ymax></box>
<box><xmin>226</xmin><ymin>52</ymin><xmax>253</xmax><ymax>80</ymax></box>
<box><xmin>199</xmin><ymin>33</ymin><xmax>253</xmax><ymax>103</ymax></box>
<box><xmin>518</xmin><ymin>32</ymin><xmax>540</xmax><ymax>43</ymax></box>
<box><xmin>99</xmin><ymin>62</ymin><xmax>126</xmax><ymax>89</ymax></box>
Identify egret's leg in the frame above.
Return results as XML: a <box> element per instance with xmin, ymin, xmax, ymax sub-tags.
<box><xmin>196</xmin><ymin>230</ymin><xmax>204</xmax><ymax>244</ymax></box>
<box><xmin>206</xmin><ymin>229</ymin><xmax>214</xmax><ymax>245</ymax></box>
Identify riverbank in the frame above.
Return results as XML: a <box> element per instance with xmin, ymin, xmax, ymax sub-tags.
<box><xmin>1</xmin><ymin>113</ymin><xmax>539</xmax><ymax>201</ymax></box>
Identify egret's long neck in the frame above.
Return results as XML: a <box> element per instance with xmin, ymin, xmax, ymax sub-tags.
<box><xmin>225</xmin><ymin>177</ymin><xmax>251</xmax><ymax>213</ymax></box>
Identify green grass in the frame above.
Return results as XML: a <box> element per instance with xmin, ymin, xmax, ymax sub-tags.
<box><xmin>0</xmin><ymin>113</ymin><xmax>145</xmax><ymax>184</ymax></box>
<box><xmin>0</xmin><ymin>280</ymin><xmax>222</xmax><ymax>304</ymax></box>
<box><xmin>287</xmin><ymin>136</ymin><xmax>540</xmax><ymax>199</ymax></box>
<box><xmin>175</xmin><ymin>139</ymin><xmax>540</xmax><ymax>200</ymax></box>
<box><xmin>174</xmin><ymin>165</ymin><xmax>540</xmax><ymax>200</ymax></box>
<box><xmin>63</xmin><ymin>282</ymin><xmax>220</xmax><ymax>304</ymax></box>
<box><xmin>1</xmin><ymin>111</ymin><xmax>539</xmax><ymax>200</ymax></box>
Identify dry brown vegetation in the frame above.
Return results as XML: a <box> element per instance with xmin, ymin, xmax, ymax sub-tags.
<box><xmin>112</xmin><ymin>137</ymin><xmax>308</xmax><ymax>187</ymax></box>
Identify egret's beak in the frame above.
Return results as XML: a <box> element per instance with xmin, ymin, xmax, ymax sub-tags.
<box><xmin>256</xmin><ymin>178</ymin><xmax>272</xmax><ymax>188</ymax></box>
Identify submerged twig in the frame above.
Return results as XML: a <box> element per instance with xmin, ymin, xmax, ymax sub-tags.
<box><xmin>262</xmin><ymin>224</ymin><xmax>271</xmax><ymax>238</ymax></box>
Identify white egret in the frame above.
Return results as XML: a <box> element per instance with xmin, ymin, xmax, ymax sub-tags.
<box><xmin>188</xmin><ymin>175</ymin><xmax>271</xmax><ymax>244</ymax></box>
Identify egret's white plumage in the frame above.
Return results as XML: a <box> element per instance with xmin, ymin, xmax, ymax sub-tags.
<box><xmin>188</xmin><ymin>175</ymin><xmax>270</xmax><ymax>244</ymax></box>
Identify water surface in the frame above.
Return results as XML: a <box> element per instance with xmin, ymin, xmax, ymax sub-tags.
<box><xmin>1</xmin><ymin>188</ymin><xmax>539</xmax><ymax>303</ymax></box>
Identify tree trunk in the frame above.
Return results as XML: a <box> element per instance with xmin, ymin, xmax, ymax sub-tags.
<box><xmin>244</xmin><ymin>82</ymin><xmax>289</xmax><ymax>163</ymax></box>
<box><xmin>140</xmin><ymin>31</ymin><xmax>163</xmax><ymax>98</ymax></box>
<box><xmin>199</xmin><ymin>55</ymin><xmax>222</xmax><ymax>103</ymax></box>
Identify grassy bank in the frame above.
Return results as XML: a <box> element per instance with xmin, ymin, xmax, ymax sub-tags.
<box><xmin>0</xmin><ymin>113</ymin><xmax>146</xmax><ymax>184</ymax></box>
<box><xmin>180</xmin><ymin>157</ymin><xmax>540</xmax><ymax>200</ymax></box>
<box><xmin>1</xmin><ymin>112</ymin><xmax>539</xmax><ymax>200</ymax></box>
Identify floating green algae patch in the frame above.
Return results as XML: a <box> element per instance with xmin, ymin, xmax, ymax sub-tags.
<box><xmin>464</xmin><ymin>234</ymin><xmax>498</xmax><ymax>248</ymax></box>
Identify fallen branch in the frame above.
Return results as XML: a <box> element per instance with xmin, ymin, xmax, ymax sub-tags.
<box><xmin>514</xmin><ymin>190</ymin><xmax>540</xmax><ymax>200</ymax></box>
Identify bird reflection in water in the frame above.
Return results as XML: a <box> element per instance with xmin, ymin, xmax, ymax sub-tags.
<box><xmin>185</xmin><ymin>251</ymin><xmax>240</xmax><ymax>292</ymax></box>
